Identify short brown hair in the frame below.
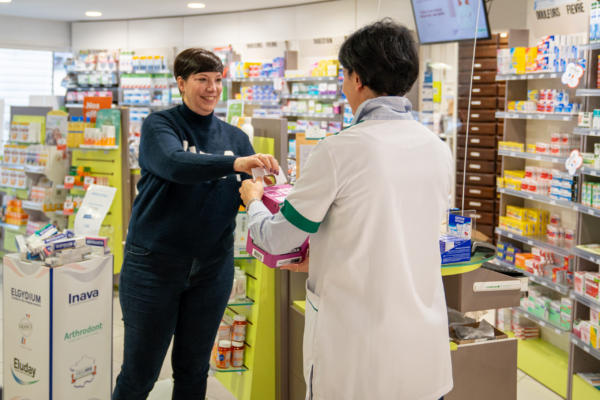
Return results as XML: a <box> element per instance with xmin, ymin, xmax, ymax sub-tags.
<box><xmin>174</xmin><ymin>48</ymin><xmax>224</xmax><ymax>82</ymax></box>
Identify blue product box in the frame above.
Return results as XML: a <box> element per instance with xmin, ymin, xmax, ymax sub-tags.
<box><xmin>496</xmin><ymin>250</ymin><xmax>506</xmax><ymax>261</ymax></box>
<box><xmin>439</xmin><ymin>235</ymin><xmax>471</xmax><ymax>265</ymax></box>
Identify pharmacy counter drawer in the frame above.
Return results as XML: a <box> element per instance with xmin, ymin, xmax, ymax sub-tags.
<box><xmin>459</xmin><ymin>58</ymin><xmax>497</xmax><ymax>72</ymax></box>
<box><xmin>498</xmin><ymin>84</ymin><xmax>506</xmax><ymax>97</ymax></box>
<box><xmin>446</xmin><ymin>337</ymin><xmax>517</xmax><ymax>400</ymax></box>
<box><xmin>469</xmin><ymin>211</ymin><xmax>495</xmax><ymax>225</ymax></box>
<box><xmin>458</xmin><ymin>147</ymin><xmax>497</xmax><ymax>161</ymax></box>
<box><xmin>498</xmin><ymin>97</ymin><xmax>506</xmax><ymax>110</ymax></box>
<box><xmin>459</xmin><ymin>109</ymin><xmax>497</xmax><ymax>122</ymax></box>
<box><xmin>457</xmin><ymin>172</ymin><xmax>497</xmax><ymax>187</ymax></box>
<box><xmin>457</xmin><ymin>134</ymin><xmax>497</xmax><ymax>148</ymax></box>
<box><xmin>458</xmin><ymin>96</ymin><xmax>497</xmax><ymax>109</ymax></box>
<box><xmin>459</xmin><ymin>71</ymin><xmax>497</xmax><ymax>84</ymax></box>
<box><xmin>455</xmin><ymin>197</ymin><xmax>496</xmax><ymax>212</ymax></box>
<box><xmin>457</xmin><ymin>184</ymin><xmax>496</xmax><ymax>199</ymax></box>
<box><xmin>458</xmin><ymin>84</ymin><xmax>497</xmax><ymax>97</ymax></box>
<box><xmin>458</xmin><ymin>122</ymin><xmax>497</xmax><ymax>135</ymax></box>
<box><xmin>458</xmin><ymin>159</ymin><xmax>496</xmax><ymax>174</ymax></box>
<box><xmin>477</xmin><ymin>224</ymin><xmax>495</xmax><ymax>238</ymax></box>
<box><xmin>459</xmin><ymin>45</ymin><xmax>499</xmax><ymax>59</ymax></box>
<box><xmin>443</xmin><ymin>264</ymin><xmax>521</xmax><ymax>313</ymax></box>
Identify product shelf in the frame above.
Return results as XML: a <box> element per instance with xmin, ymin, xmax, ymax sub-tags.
<box><xmin>227</xmin><ymin>298</ymin><xmax>254</xmax><ymax>307</ymax></box>
<box><xmin>24</xmin><ymin>165</ymin><xmax>45</xmax><ymax>174</ymax></box>
<box><xmin>283</xmin><ymin>76</ymin><xmax>339</xmax><ymax>82</ymax></box>
<box><xmin>571</xmin><ymin>334</ymin><xmax>600</xmax><ymax>362</ymax></box>
<box><xmin>243</xmin><ymin>100</ymin><xmax>280</xmax><ymax>106</ymax></box>
<box><xmin>495</xmin><ymin>227</ymin><xmax>571</xmax><ymax>257</ymax></box>
<box><xmin>498</xmin><ymin>150</ymin><xmax>568</xmax><ymax>165</ymax></box>
<box><xmin>21</xmin><ymin>201</ymin><xmax>43</xmax><ymax>211</ymax></box>
<box><xmin>496</xmin><ymin>73</ymin><xmax>561</xmax><ymax>81</ymax></box>
<box><xmin>498</xmin><ymin>187</ymin><xmax>576</xmax><ymax>211</ymax></box>
<box><xmin>210</xmin><ymin>362</ymin><xmax>248</xmax><ymax>373</ymax></box>
<box><xmin>570</xmin><ymin>246</ymin><xmax>600</xmax><ymax>264</ymax></box>
<box><xmin>578</xmin><ymin>43</ymin><xmax>600</xmax><ymax>51</ymax></box>
<box><xmin>580</xmin><ymin>166</ymin><xmax>600</xmax><ymax>176</ymax></box>
<box><xmin>569</xmin><ymin>292</ymin><xmax>600</xmax><ymax>310</ymax></box>
<box><xmin>65</xmin><ymin>103</ymin><xmax>84</xmax><ymax>108</ymax></box>
<box><xmin>496</xmin><ymin>112</ymin><xmax>575</xmax><ymax>121</ymax></box>
<box><xmin>118</xmin><ymin>87</ymin><xmax>173</xmax><ymax>91</ymax></box>
<box><xmin>282</xmin><ymin>112</ymin><xmax>339</xmax><ymax>118</ymax></box>
<box><xmin>513</xmin><ymin>307</ymin><xmax>570</xmax><ymax>334</ymax></box>
<box><xmin>287</xmin><ymin>129</ymin><xmax>305</xmax><ymax>134</ymax></box>
<box><xmin>223</xmin><ymin>77</ymin><xmax>274</xmax><ymax>83</ymax></box>
<box><xmin>0</xmin><ymin>222</ymin><xmax>26</xmax><ymax>231</ymax></box>
<box><xmin>118</xmin><ymin>103</ymin><xmax>174</xmax><ymax>108</ymax></box>
<box><xmin>0</xmin><ymin>163</ymin><xmax>25</xmax><ymax>170</ymax></box>
<box><xmin>496</xmin><ymin>259</ymin><xmax>571</xmax><ymax>295</ymax></box>
<box><xmin>55</xmin><ymin>184</ymin><xmax>87</xmax><ymax>191</ymax></box>
<box><xmin>280</xmin><ymin>94</ymin><xmax>340</xmax><ymax>100</ymax></box>
<box><xmin>573</xmin><ymin>128</ymin><xmax>600</xmax><ymax>136</ymax></box>
<box><xmin>575</xmin><ymin>89</ymin><xmax>600</xmax><ymax>96</ymax></box>
<box><xmin>78</xmin><ymin>145</ymin><xmax>120</xmax><ymax>150</ymax></box>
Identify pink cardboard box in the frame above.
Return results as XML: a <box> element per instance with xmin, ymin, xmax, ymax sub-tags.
<box><xmin>261</xmin><ymin>184</ymin><xmax>293</xmax><ymax>214</ymax></box>
<box><xmin>246</xmin><ymin>232</ymin><xmax>309</xmax><ymax>268</ymax></box>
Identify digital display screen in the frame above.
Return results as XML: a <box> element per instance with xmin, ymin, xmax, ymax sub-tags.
<box><xmin>411</xmin><ymin>0</ymin><xmax>492</xmax><ymax>45</ymax></box>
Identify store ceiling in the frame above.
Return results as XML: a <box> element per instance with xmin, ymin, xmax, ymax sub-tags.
<box><xmin>0</xmin><ymin>0</ymin><xmax>335</xmax><ymax>22</ymax></box>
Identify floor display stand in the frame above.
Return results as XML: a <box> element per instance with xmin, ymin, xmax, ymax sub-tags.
<box><xmin>215</xmin><ymin>118</ymin><xmax>288</xmax><ymax>400</ymax></box>
<box><xmin>495</xmin><ymin>28</ymin><xmax>600</xmax><ymax>399</ymax></box>
<box><xmin>64</xmin><ymin>108</ymin><xmax>131</xmax><ymax>276</ymax></box>
<box><xmin>3</xmin><ymin>254</ymin><xmax>114</xmax><ymax>400</ymax></box>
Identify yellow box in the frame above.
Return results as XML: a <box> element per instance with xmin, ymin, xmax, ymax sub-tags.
<box><xmin>526</xmin><ymin>143</ymin><xmax>537</xmax><ymax>154</ymax></box>
<box><xmin>507</xmin><ymin>206</ymin><xmax>527</xmax><ymax>221</ymax></box>
<box><xmin>508</xmin><ymin>101</ymin><xmax>516</xmax><ymax>111</ymax></box>
<box><xmin>527</xmin><ymin>90</ymin><xmax>539</xmax><ymax>101</ymax></box>
<box><xmin>511</xmin><ymin>47</ymin><xmax>527</xmax><ymax>74</ymax></box>
<box><xmin>505</xmin><ymin>170</ymin><xmax>526</xmax><ymax>179</ymax></box>
<box><xmin>526</xmin><ymin>47</ymin><xmax>538</xmax><ymax>73</ymax></box>
<box><xmin>499</xmin><ymin>216</ymin><xmax>509</xmax><ymax>229</ymax></box>
<box><xmin>497</xmin><ymin>177</ymin><xmax>505</xmax><ymax>188</ymax></box>
<box><xmin>526</xmin><ymin>209</ymin><xmax>543</xmax><ymax>224</ymax></box>
<box><xmin>505</xmin><ymin>178</ymin><xmax>522</xmax><ymax>191</ymax></box>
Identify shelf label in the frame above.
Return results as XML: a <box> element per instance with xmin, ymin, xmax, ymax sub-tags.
<box><xmin>541</xmin><ymin>281</ymin><xmax>548</xmax><ymax>287</ymax></box>
<box><xmin>552</xmin><ymin>158</ymin><xmax>559</xmax><ymax>163</ymax></box>
<box><xmin>507</xmin><ymin>233</ymin><xmax>513</xmax><ymax>238</ymax></box>
<box><xmin>539</xmin><ymin>320</ymin><xmax>546</xmax><ymax>326</ymax></box>
<box><xmin>510</xmin><ymin>152</ymin><xmax>516</xmax><ymax>157</ymax></box>
<box><xmin>563</xmin><ymin>117</ymin><xmax>570</xmax><ymax>121</ymax></box>
<box><xmin>572</xmin><ymin>338</ymin><xmax>577</xmax><ymax>345</ymax></box>
<box><xmin>535</xmin><ymin>156</ymin><xmax>541</xmax><ymax>160</ymax></box>
<box><xmin>573</xmin><ymin>205</ymin><xmax>579</xmax><ymax>211</ymax></box>
<box><xmin>585</xmin><ymin>346</ymin><xmax>591</xmax><ymax>353</ymax></box>
<box><xmin>589</xmin><ymin>209</ymin><xmax>595</xmax><ymax>215</ymax></box>
<box><xmin>527</xmin><ymin>115</ymin><xmax>533</xmax><ymax>119</ymax></box>
<box><xmin>551</xmin><ymin>74</ymin><xmax>557</xmax><ymax>78</ymax></box>
<box><xmin>512</xmin><ymin>76</ymin><xmax>517</xmax><ymax>80</ymax></box>
<box><xmin>521</xmin><ymin>76</ymin><xmax>527</xmax><ymax>80</ymax></box>
<box><xmin>527</xmin><ymin>240</ymin><xmax>533</xmax><ymax>245</ymax></box>
<box><xmin>539</xmin><ymin>115</ymin><xmax>546</xmax><ymax>119</ymax></box>
<box><xmin>524</xmin><ymin>313</ymin><xmax>530</xmax><ymax>318</ymax></box>
<box><xmin>592</xmin><ymin>171</ymin><xmax>597</xmax><ymax>176</ymax></box>
<box><xmin>557</xmin><ymin>329</ymin><xmax>563</xmax><ymax>335</ymax></box>
<box><xmin>550</xmin><ymin>201</ymin><xmax>556</xmax><ymax>205</ymax></box>
<box><xmin>528</xmin><ymin>195</ymin><xmax>534</xmax><ymax>200</ymax></box>
<box><xmin>591</xmin><ymin>257</ymin><xmax>596</xmax><ymax>263</ymax></box>
<box><xmin>540</xmin><ymin>74</ymin><xmax>545</xmax><ymax>78</ymax></box>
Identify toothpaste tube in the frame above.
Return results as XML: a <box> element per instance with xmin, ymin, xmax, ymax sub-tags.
<box><xmin>64</xmin><ymin>229</ymin><xmax>76</xmax><ymax>238</ymax></box>
<box><xmin>92</xmin><ymin>246</ymin><xmax>110</xmax><ymax>256</ymax></box>
<box><xmin>85</xmin><ymin>237</ymin><xmax>108</xmax><ymax>247</ymax></box>
<box><xmin>15</xmin><ymin>235</ymin><xmax>29</xmax><ymax>260</ymax></box>
<box><xmin>43</xmin><ymin>237</ymin><xmax>86</xmax><ymax>257</ymax></box>
<box><xmin>26</xmin><ymin>225</ymin><xmax>59</xmax><ymax>247</ymax></box>
<box><xmin>30</xmin><ymin>233</ymin><xmax>68</xmax><ymax>255</ymax></box>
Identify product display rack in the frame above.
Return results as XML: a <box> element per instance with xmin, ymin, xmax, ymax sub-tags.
<box><xmin>496</xmin><ymin>28</ymin><xmax>600</xmax><ymax>399</ymax></box>
<box><xmin>456</xmin><ymin>33</ymin><xmax>508</xmax><ymax>242</ymax></box>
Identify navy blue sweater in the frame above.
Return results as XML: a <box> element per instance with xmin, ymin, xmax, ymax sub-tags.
<box><xmin>127</xmin><ymin>102</ymin><xmax>255</xmax><ymax>259</ymax></box>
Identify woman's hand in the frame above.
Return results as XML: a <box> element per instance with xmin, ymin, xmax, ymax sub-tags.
<box><xmin>240</xmin><ymin>177</ymin><xmax>265</xmax><ymax>206</ymax></box>
<box><xmin>234</xmin><ymin>154</ymin><xmax>280</xmax><ymax>175</ymax></box>
<box><xmin>281</xmin><ymin>257</ymin><xmax>309</xmax><ymax>273</ymax></box>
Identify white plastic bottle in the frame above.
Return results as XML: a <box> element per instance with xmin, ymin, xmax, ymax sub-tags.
<box><xmin>241</xmin><ymin>121</ymin><xmax>254</xmax><ymax>147</ymax></box>
<box><xmin>235</xmin><ymin>269</ymin><xmax>247</xmax><ymax>300</ymax></box>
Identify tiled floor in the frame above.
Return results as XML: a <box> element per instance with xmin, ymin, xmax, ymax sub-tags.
<box><xmin>0</xmin><ymin>282</ymin><xmax>568</xmax><ymax>399</ymax></box>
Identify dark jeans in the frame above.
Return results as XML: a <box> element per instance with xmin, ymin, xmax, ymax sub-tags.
<box><xmin>113</xmin><ymin>244</ymin><xmax>234</xmax><ymax>400</ymax></box>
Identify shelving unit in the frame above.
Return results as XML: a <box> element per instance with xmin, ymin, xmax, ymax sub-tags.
<box><xmin>496</xmin><ymin>28</ymin><xmax>600</xmax><ymax>400</ymax></box>
<box><xmin>513</xmin><ymin>307</ymin><xmax>570</xmax><ymax>334</ymax></box>
<box><xmin>496</xmin><ymin>73</ymin><xmax>561</xmax><ymax>81</ymax></box>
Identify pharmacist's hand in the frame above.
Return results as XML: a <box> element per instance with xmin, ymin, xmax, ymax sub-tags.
<box><xmin>281</xmin><ymin>257</ymin><xmax>309</xmax><ymax>273</ymax></box>
<box><xmin>234</xmin><ymin>154</ymin><xmax>280</xmax><ymax>175</ymax></box>
<box><xmin>240</xmin><ymin>177</ymin><xmax>264</xmax><ymax>205</ymax></box>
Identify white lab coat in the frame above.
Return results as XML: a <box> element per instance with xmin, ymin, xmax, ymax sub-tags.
<box><xmin>282</xmin><ymin>119</ymin><xmax>454</xmax><ymax>400</ymax></box>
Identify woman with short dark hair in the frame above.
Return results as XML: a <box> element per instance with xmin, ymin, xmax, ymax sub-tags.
<box><xmin>113</xmin><ymin>48</ymin><xmax>278</xmax><ymax>400</ymax></box>
<box><xmin>241</xmin><ymin>19</ymin><xmax>453</xmax><ymax>399</ymax></box>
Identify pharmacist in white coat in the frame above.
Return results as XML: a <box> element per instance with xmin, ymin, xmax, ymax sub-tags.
<box><xmin>240</xmin><ymin>19</ymin><xmax>454</xmax><ymax>400</ymax></box>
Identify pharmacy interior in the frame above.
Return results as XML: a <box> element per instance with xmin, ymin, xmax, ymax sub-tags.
<box><xmin>3</xmin><ymin>0</ymin><xmax>600</xmax><ymax>399</ymax></box>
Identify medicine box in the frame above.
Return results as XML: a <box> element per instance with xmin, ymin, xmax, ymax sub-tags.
<box><xmin>246</xmin><ymin>233</ymin><xmax>309</xmax><ymax>269</ymax></box>
<box><xmin>439</xmin><ymin>235</ymin><xmax>471</xmax><ymax>264</ymax></box>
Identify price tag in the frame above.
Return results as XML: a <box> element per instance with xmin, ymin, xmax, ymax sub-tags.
<box><xmin>552</xmin><ymin>158</ymin><xmax>559</xmax><ymax>163</ymax></box>
<box><xmin>563</xmin><ymin>117</ymin><xmax>570</xmax><ymax>121</ymax></box>
<box><xmin>591</xmin><ymin>257</ymin><xmax>596</xmax><ymax>263</ymax></box>
<box><xmin>512</xmin><ymin>76</ymin><xmax>517</xmax><ymax>80</ymax></box>
<box><xmin>592</xmin><ymin>171</ymin><xmax>597</xmax><ymax>176</ymax></box>
<box><xmin>590</xmin><ymin>209</ymin><xmax>595</xmax><ymax>215</ymax></box>
<box><xmin>510</xmin><ymin>152</ymin><xmax>516</xmax><ymax>157</ymax></box>
<box><xmin>512</xmin><ymin>114</ymin><xmax>518</xmax><ymax>118</ymax></box>
<box><xmin>527</xmin><ymin>115</ymin><xmax>533</xmax><ymax>119</ymax></box>
<box><xmin>550</xmin><ymin>201</ymin><xmax>556</xmax><ymax>205</ymax></box>
<box><xmin>528</xmin><ymin>195</ymin><xmax>534</xmax><ymax>200</ymax></box>
<box><xmin>541</xmin><ymin>281</ymin><xmax>548</xmax><ymax>287</ymax></box>
<box><xmin>557</xmin><ymin>329</ymin><xmax>564</xmax><ymax>335</ymax></box>
<box><xmin>539</xmin><ymin>115</ymin><xmax>546</xmax><ymax>119</ymax></box>
<box><xmin>572</xmin><ymin>338</ymin><xmax>577</xmax><ymax>345</ymax></box>
<box><xmin>551</xmin><ymin>74</ymin><xmax>557</xmax><ymax>78</ymax></box>
<box><xmin>520</xmin><ymin>75</ymin><xmax>527</xmax><ymax>80</ymax></box>
<box><xmin>585</xmin><ymin>346</ymin><xmax>591</xmax><ymax>353</ymax></box>
<box><xmin>540</xmin><ymin>74</ymin><xmax>545</xmax><ymax>78</ymax></box>
<box><xmin>528</xmin><ymin>240</ymin><xmax>533</xmax><ymax>245</ymax></box>
<box><xmin>573</xmin><ymin>205</ymin><xmax>579</xmax><ymax>211</ymax></box>
<box><xmin>539</xmin><ymin>320</ymin><xmax>546</xmax><ymax>327</ymax></box>
<box><xmin>508</xmin><ymin>233</ymin><xmax>514</xmax><ymax>238</ymax></box>
<box><xmin>524</xmin><ymin>313</ymin><xmax>530</xmax><ymax>318</ymax></box>
<box><xmin>535</xmin><ymin>156</ymin><xmax>541</xmax><ymax>160</ymax></box>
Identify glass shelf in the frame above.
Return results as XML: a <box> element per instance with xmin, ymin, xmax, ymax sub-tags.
<box><xmin>498</xmin><ymin>150</ymin><xmax>568</xmax><ymax>165</ymax></box>
<box><xmin>0</xmin><ymin>222</ymin><xmax>26</xmax><ymax>231</ymax></box>
<box><xmin>281</xmin><ymin>94</ymin><xmax>340</xmax><ymax>100</ymax></box>
<box><xmin>496</xmin><ymin>73</ymin><xmax>561</xmax><ymax>81</ymax></box>
<box><xmin>495</xmin><ymin>227</ymin><xmax>571</xmax><ymax>257</ymax></box>
<box><xmin>575</xmin><ymin>89</ymin><xmax>600</xmax><ymax>96</ymax></box>
<box><xmin>496</xmin><ymin>112</ymin><xmax>575</xmax><ymax>121</ymax></box>
<box><xmin>210</xmin><ymin>362</ymin><xmax>247</xmax><ymax>373</ymax></box>
<box><xmin>571</xmin><ymin>246</ymin><xmax>600</xmax><ymax>264</ymax></box>
<box><xmin>283</xmin><ymin>76</ymin><xmax>339</xmax><ymax>82</ymax></box>
<box><xmin>282</xmin><ymin>112</ymin><xmax>339</xmax><ymax>118</ymax></box>
<box><xmin>580</xmin><ymin>166</ymin><xmax>600</xmax><ymax>177</ymax></box>
<box><xmin>496</xmin><ymin>260</ymin><xmax>571</xmax><ymax>295</ymax></box>
<box><xmin>243</xmin><ymin>100</ymin><xmax>280</xmax><ymax>106</ymax></box>
<box><xmin>498</xmin><ymin>188</ymin><xmax>600</xmax><ymax>218</ymax></box>
<box><xmin>573</xmin><ymin>128</ymin><xmax>600</xmax><ymax>136</ymax></box>
<box><xmin>513</xmin><ymin>307</ymin><xmax>570</xmax><ymax>334</ymax></box>
<box><xmin>227</xmin><ymin>298</ymin><xmax>254</xmax><ymax>307</ymax></box>
<box><xmin>21</xmin><ymin>201</ymin><xmax>43</xmax><ymax>211</ymax></box>
<box><xmin>571</xmin><ymin>334</ymin><xmax>600</xmax><ymax>362</ymax></box>
<box><xmin>570</xmin><ymin>292</ymin><xmax>600</xmax><ymax>310</ymax></box>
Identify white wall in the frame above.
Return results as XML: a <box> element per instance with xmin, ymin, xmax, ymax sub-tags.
<box><xmin>0</xmin><ymin>14</ymin><xmax>70</xmax><ymax>51</ymax></box>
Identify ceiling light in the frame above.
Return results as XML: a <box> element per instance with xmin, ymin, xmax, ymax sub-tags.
<box><xmin>500</xmin><ymin>33</ymin><xmax>508</xmax><ymax>38</ymax></box>
<box><xmin>188</xmin><ymin>3</ymin><xmax>206</xmax><ymax>8</ymax></box>
<box><xmin>85</xmin><ymin>11</ymin><xmax>102</xmax><ymax>17</ymax></box>
<box><xmin>0</xmin><ymin>0</ymin><xmax>13</xmax><ymax>3</ymax></box>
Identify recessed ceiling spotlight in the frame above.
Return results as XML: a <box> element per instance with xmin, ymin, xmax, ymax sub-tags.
<box><xmin>0</xmin><ymin>0</ymin><xmax>13</xmax><ymax>3</ymax></box>
<box><xmin>85</xmin><ymin>11</ymin><xmax>102</xmax><ymax>17</ymax></box>
<box><xmin>188</xmin><ymin>3</ymin><xmax>206</xmax><ymax>8</ymax></box>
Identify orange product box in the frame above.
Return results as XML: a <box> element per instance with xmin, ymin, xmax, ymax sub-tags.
<box><xmin>516</xmin><ymin>253</ymin><xmax>534</xmax><ymax>269</ymax></box>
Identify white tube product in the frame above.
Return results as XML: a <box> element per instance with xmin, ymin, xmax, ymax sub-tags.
<box><xmin>235</xmin><ymin>269</ymin><xmax>247</xmax><ymax>300</ymax></box>
<box><xmin>241</xmin><ymin>122</ymin><xmax>254</xmax><ymax>146</ymax></box>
